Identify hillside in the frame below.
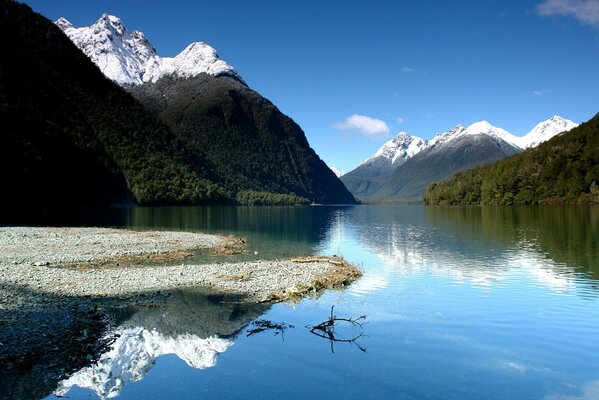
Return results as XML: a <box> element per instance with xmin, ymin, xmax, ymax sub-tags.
<box><xmin>342</xmin><ymin>117</ymin><xmax>576</xmax><ymax>203</ymax></box>
<box><xmin>424</xmin><ymin>114</ymin><xmax>599</xmax><ymax>205</ymax></box>
<box><xmin>0</xmin><ymin>0</ymin><xmax>227</xmax><ymax>208</ymax></box>
<box><xmin>57</xmin><ymin>13</ymin><xmax>355</xmax><ymax>205</ymax></box>
<box><xmin>0</xmin><ymin>2</ymin><xmax>354</xmax><ymax>209</ymax></box>
<box><xmin>129</xmin><ymin>74</ymin><xmax>355</xmax><ymax>204</ymax></box>
<box><xmin>371</xmin><ymin>133</ymin><xmax>521</xmax><ymax>202</ymax></box>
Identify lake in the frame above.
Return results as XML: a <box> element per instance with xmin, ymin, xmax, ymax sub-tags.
<box><xmin>10</xmin><ymin>205</ymin><xmax>599</xmax><ymax>399</ymax></box>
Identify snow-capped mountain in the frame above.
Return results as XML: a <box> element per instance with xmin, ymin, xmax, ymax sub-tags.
<box><xmin>363</xmin><ymin>132</ymin><xmax>427</xmax><ymax>167</ymax></box>
<box><xmin>55</xmin><ymin>326</ymin><xmax>232</xmax><ymax>399</ymax></box>
<box><xmin>517</xmin><ymin>115</ymin><xmax>578</xmax><ymax>148</ymax></box>
<box><xmin>356</xmin><ymin>116</ymin><xmax>577</xmax><ymax>172</ymax></box>
<box><xmin>56</xmin><ymin>14</ymin><xmax>242</xmax><ymax>86</ymax></box>
<box><xmin>341</xmin><ymin>116</ymin><xmax>577</xmax><ymax>201</ymax></box>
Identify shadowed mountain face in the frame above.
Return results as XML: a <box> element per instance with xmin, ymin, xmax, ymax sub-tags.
<box><xmin>0</xmin><ymin>1</ymin><xmax>354</xmax><ymax>210</ymax></box>
<box><xmin>129</xmin><ymin>74</ymin><xmax>356</xmax><ymax>204</ymax></box>
<box><xmin>0</xmin><ymin>0</ymin><xmax>230</xmax><ymax>208</ymax></box>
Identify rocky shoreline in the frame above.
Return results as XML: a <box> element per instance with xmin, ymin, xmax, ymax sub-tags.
<box><xmin>0</xmin><ymin>227</ymin><xmax>360</xmax><ymax>306</ymax></box>
<box><xmin>0</xmin><ymin>226</ymin><xmax>361</xmax><ymax>379</ymax></box>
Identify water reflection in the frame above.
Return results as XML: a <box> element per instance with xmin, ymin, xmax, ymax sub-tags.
<box><xmin>319</xmin><ymin>205</ymin><xmax>599</xmax><ymax>296</ymax></box>
<box><xmin>545</xmin><ymin>380</ymin><xmax>599</xmax><ymax>400</ymax></box>
<box><xmin>54</xmin><ymin>291</ymin><xmax>268</xmax><ymax>399</ymax></box>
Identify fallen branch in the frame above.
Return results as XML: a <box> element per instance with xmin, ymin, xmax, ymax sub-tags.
<box><xmin>308</xmin><ymin>306</ymin><xmax>367</xmax><ymax>353</ymax></box>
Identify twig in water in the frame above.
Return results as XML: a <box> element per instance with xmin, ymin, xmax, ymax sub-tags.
<box><xmin>308</xmin><ymin>306</ymin><xmax>367</xmax><ymax>353</ymax></box>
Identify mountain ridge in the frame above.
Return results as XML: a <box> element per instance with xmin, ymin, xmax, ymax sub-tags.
<box><xmin>56</xmin><ymin>14</ymin><xmax>243</xmax><ymax>86</ymax></box>
<box><xmin>55</xmin><ymin>11</ymin><xmax>355</xmax><ymax>205</ymax></box>
<box><xmin>341</xmin><ymin>116</ymin><xmax>578</xmax><ymax>202</ymax></box>
<box><xmin>424</xmin><ymin>114</ymin><xmax>599</xmax><ymax>205</ymax></box>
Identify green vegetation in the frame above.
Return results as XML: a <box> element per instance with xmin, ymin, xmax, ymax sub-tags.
<box><xmin>129</xmin><ymin>74</ymin><xmax>356</xmax><ymax>205</ymax></box>
<box><xmin>0</xmin><ymin>0</ymin><xmax>227</xmax><ymax>207</ymax></box>
<box><xmin>0</xmin><ymin>0</ymin><xmax>355</xmax><ymax>208</ymax></box>
<box><xmin>236</xmin><ymin>190</ymin><xmax>310</xmax><ymax>205</ymax></box>
<box><xmin>424</xmin><ymin>114</ymin><xmax>599</xmax><ymax>205</ymax></box>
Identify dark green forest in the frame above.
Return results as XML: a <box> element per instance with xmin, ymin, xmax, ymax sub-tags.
<box><xmin>424</xmin><ymin>114</ymin><xmax>599</xmax><ymax>205</ymax></box>
<box><xmin>0</xmin><ymin>0</ymin><xmax>355</xmax><ymax>209</ymax></box>
<box><xmin>129</xmin><ymin>74</ymin><xmax>356</xmax><ymax>205</ymax></box>
<box><xmin>0</xmin><ymin>0</ymin><xmax>228</xmax><ymax>207</ymax></box>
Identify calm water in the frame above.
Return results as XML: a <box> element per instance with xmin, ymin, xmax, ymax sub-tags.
<box><xmin>19</xmin><ymin>205</ymin><xmax>599</xmax><ymax>399</ymax></box>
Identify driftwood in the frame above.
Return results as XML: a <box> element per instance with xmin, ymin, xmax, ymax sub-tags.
<box><xmin>245</xmin><ymin>306</ymin><xmax>367</xmax><ymax>352</ymax></box>
<box><xmin>308</xmin><ymin>306</ymin><xmax>367</xmax><ymax>353</ymax></box>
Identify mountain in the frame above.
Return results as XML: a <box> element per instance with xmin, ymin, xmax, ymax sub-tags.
<box><xmin>372</xmin><ymin>131</ymin><xmax>521</xmax><ymax>202</ymax></box>
<box><xmin>0</xmin><ymin>0</ymin><xmax>232</xmax><ymax>208</ymax></box>
<box><xmin>340</xmin><ymin>132</ymin><xmax>428</xmax><ymax>199</ymax></box>
<box><xmin>516</xmin><ymin>115</ymin><xmax>578</xmax><ymax>148</ymax></box>
<box><xmin>424</xmin><ymin>114</ymin><xmax>599</xmax><ymax>205</ymax></box>
<box><xmin>56</xmin><ymin>15</ymin><xmax>242</xmax><ymax>86</ymax></box>
<box><xmin>57</xmin><ymin>14</ymin><xmax>355</xmax><ymax>205</ymax></box>
<box><xmin>342</xmin><ymin>117</ymin><xmax>578</xmax><ymax>202</ymax></box>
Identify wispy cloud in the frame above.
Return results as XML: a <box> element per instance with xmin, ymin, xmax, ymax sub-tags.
<box><xmin>333</xmin><ymin>114</ymin><xmax>390</xmax><ymax>139</ymax></box>
<box><xmin>402</xmin><ymin>66</ymin><xmax>414</xmax><ymax>73</ymax></box>
<box><xmin>420</xmin><ymin>109</ymin><xmax>436</xmax><ymax>119</ymax></box>
<box><xmin>537</xmin><ymin>0</ymin><xmax>599</xmax><ymax>29</ymax></box>
<box><xmin>533</xmin><ymin>88</ymin><xmax>553</xmax><ymax>96</ymax></box>
<box><xmin>396</xmin><ymin>117</ymin><xmax>405</xmax><ymax>124</ymax></box>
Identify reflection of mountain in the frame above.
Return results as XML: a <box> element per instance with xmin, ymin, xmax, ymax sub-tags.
<box><xmin>322</xmin><ymin>206</ymin><xmax>598</xmax><ymax>294</ymax></box>
<box><xmin>55</xmin><ymin>328</ymin><xmax>232</xmax><ymax>399</ymax></box>
<box><xmin>425</xmin><ymin>206</ymin><xmax>599</xmax><ymax>281</ymax></box>
<box><xmin>55</xmin><ymin>290</ymin><xmax>268</xmax><ymax>399</ymax></box>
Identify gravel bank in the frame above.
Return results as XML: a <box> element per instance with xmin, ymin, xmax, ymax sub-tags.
<box><xmin>0</xmin><ymin>227</ymin><xmax>361</xmax><ymax>396</ymax></box>
<box><xmin>0</xmin><ymin>227</ymin><xmax>361</xmax><ymax>305</ymax></box>
<box><xmin>0</xmin><ymin>227</ymin><xmax>229</xmax><ymax>266</ymax></box>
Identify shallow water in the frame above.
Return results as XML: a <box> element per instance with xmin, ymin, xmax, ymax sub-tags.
<box><xmin>10</xmin><ymin>205</ymin><xmax>599</xmax><ymax>399</ymax></box>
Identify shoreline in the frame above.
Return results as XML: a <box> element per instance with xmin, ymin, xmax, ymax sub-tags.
<box><xmin>0</xmin><ymin>226</ymin><xmax>361</xmax><ymax>380</ymax></box>
<box><xmin>0</xmin><ymin>227</ymin><xmax>361</xmax><ymax>305</ymax></box>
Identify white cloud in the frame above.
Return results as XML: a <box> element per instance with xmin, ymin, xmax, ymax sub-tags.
<box><xmin>333</xmin><ymin>114</ymin><xmax>391</xmax><ymax>139</ymax></box>
<box><xmin>402</xmin><ymin>66</ymin><xmax>414</xmax><ymax>73</ymax></box>
<box><xmin>329</xmin><ymin>166</ymin><xmax>343</xmax><ymax>177</ymax></box>
<box><xmin>533</xmin><ymin>88</ymin><xmax>553</xmax><ymax>96</ymax></box>
<box><xmin>537</xmin><ymin>0</ymin><xmax>599</xmax><ymax>29</ymax></box>
<box><xmin>396</xmin><ymin>117</ymin><xmax>405</xmax><ymax>124</ymax></box>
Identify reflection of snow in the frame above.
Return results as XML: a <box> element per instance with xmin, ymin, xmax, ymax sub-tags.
<box><xmin>545</xmin><ymin>380</ymin><xmax>599</xmax><ymax>400</ymax></box>
<box><xmin>55</xmin><ymin>326</ymin><xmax>232</xmax><ymax>399</ymax></box>
<box><xmin>324</xmin><ymin>212</ymin><xmax>578</xmax><ymax>295</ymax></box>
<box><xmin>348</xmin><ymin>273</ymin><xmax>389</xmax><ymax>296</ymax></box>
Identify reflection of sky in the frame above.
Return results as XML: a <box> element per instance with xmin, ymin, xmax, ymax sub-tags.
<box><xmin>317</xmin><ymin>207</ymin><xmax>592</xmax><ymax>297</ymax></box>
<box><xmin>44</xmin><ymin>206</ymin><xmax>599</xmax><ymax>400</ymax></box>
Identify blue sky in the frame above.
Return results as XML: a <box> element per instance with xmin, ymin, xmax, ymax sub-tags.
<box><xmin>25</xmin><ymin>0</ymin><xmax>599</xmax><ymax>173</ymax></box>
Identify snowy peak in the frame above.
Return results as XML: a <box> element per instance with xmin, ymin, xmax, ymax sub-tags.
<box><xmin>354</xmin><ymin>115</ymin><xmax>577</xmax><ymax>176</ymax></box>
<box><xmin>56</xmin><ymin>15</ymin><xmax>242</xmax><ymax>86</ymax></box>
<box><xmin>367</xmin><ymin>132</ymin><xmax>427</xmax><ymax>166</ymax></box>
<box><xmin>521</xmin><ymin>115</ymin><xmax>578</xmax><ymax>148</ymax></box>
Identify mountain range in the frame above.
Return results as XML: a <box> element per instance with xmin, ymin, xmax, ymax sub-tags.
<box><xmin>341</xmin><ymin>116</ymin><xmax>578</xmax><ymax>202</ymax></box>
<box><xmin>0</xmin><ymin>1</ymin><xmax>354</xmax><ymax>210</ymax></box>
<box><xmin>424</xmin><ymin>113</ymin><xmax>599</xmax><ymax>205</ymax></box>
